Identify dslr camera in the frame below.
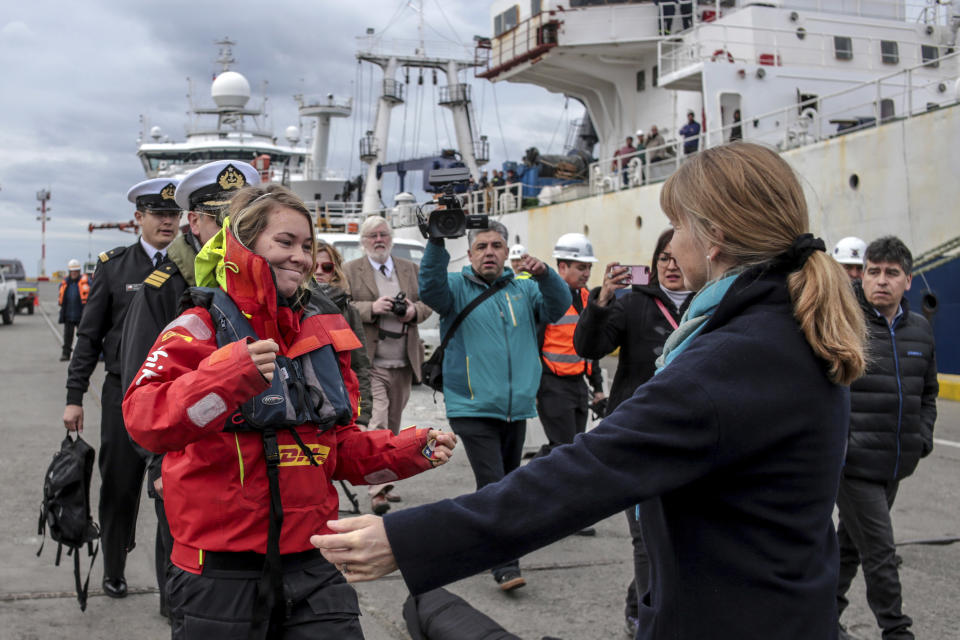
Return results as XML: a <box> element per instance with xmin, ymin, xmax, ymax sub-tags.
<box><xmin>417</xmin><ymin>167</ymin><xmax>488</xmax><ymax>240</ymax></box>
<box><xmin>389</xmin><ymin>291</ymin><xmax>408</xmax><ymax>317</ymax></box>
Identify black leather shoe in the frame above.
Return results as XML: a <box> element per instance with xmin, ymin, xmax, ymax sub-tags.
<box><xmin>103</xmin><ymin>577</ymin><xmax>127</xmax><ymax>598</ymax></box>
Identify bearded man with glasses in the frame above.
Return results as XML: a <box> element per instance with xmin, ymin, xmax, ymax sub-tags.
<box><xmin>343</xmin><ymin>216</ymin><xmax>432</xmax><ymax>514</ymax></box>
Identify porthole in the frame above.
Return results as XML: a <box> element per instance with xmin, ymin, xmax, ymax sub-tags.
<box><xmin>849</xmin><ymin>174</ymin><xmax>860</xmax><ymax>190</ymax></box>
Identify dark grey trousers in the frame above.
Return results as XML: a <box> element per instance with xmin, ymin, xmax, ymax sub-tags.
<box><xmin>836</xmin><ymin>475</ymin><xmax>913</xmax><ymax>639</ymax></box>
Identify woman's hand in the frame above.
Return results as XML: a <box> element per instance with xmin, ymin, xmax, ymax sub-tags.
<box><xmin>247</xmin><ymin>339</ymin><xmax>279</xmax><ymax>381</ymax></box>
<box><xmin>310</xmin><ymin>516</ymin><xmax>398</xmax><ymax>582</ymax></box>
<box><xmin>597</xmin><ymin>261</ymin><xmax>629</xmax><ymax>307</ymax></box>
<box><xmin>425</xmin><ymin>429</ymin><xmax>458</xmax><ymax>467</ymax></box>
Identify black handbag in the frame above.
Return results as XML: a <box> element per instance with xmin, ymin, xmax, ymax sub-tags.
<box><xmin>422</xmin><ymin>279</ymin><xmax>508</xmax><ymax>393</ymax></box>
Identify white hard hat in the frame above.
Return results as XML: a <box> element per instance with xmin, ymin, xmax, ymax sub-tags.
<box><xmin>67</xmin><ymin>259</ymin><xmax>81</xmax><ymax>270</ymax></box>
<box><xmin>636</xmin><ymin>129</ymin><xmax>644</xmax><ymax>138</ymax></box>
<box><xmin>552</xmin><ymin>233</ymin><xmax>598</xmax><ymax>263</ymax></box>
<box><xmin>832</xmin><ymin>236</ymin><xmax>867</xmax><ymax>265</ymax></box>
<box><xmin>508</xmin><ymin>244</ymin><xmax>527</xmax><ymax>260</ymax></box>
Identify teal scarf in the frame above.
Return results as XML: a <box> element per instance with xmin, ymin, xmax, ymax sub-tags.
<box><xmin>654</xmin><ymin>271</ymin><xmax>742</xmax><ymax>374</ymax></box>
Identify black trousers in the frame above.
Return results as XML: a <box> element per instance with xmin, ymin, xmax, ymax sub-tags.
<box><xmin>534</xmin><ymin>372</ymin><xmax>588</xmax><ymax>458</ymax></box>
<box><xmin>155</xmin><ymin>498</ymin><xmax>174</xmax><ymax>614</ymax></box>
<box><xmin>449</xmin><ymin>416</ymin><xmax>526</xmax><ymax>579</ymax></box>
<box><xmin>62</xmin><ymin>322</ymin><xmax>78</xmax><ymax>357</ymax></box>
<box><xmin>99</xmin><ymin>373</ymin><xmax>146</xmax><ymax>579</ymax></box>
<box><xmin>166</xmin><ymin>552</ymin><xmax>362</xmax><ymax>639</ymax></box>
<box><xmin>623</xmin><ymin>506</ymin><xmax>650</xmax><ymax>622</ymax></box>
<box><xmin>836</xmin><ymin>475</ymin><xmax>913</xmax><ymax>639</ymax></box>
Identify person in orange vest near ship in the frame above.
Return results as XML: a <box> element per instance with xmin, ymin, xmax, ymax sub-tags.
<box><xmin>58</xmin><ymin>259</ymin><xmax>90</xmax><ymax>361</ymax></box>
<box><xmin>535</xmin><ymin>233</ymin><xmax>606</xmax><ymax>478</ymax></box>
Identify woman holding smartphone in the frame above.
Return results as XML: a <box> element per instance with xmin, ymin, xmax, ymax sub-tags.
<box><xmin>123</xmin><ymin>184</ymin><xmax>456</xmax><ymax>639</ymax></box>
<box><xmin>573</xmin><ymin>227</ymin><xmax>692</xmax><ymax>637</ymax></box>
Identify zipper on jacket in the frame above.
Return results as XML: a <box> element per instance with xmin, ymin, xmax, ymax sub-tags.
<box><xmin>466</xmin><ymin>356</ymin><xmax>475</xmax><ymax>400</ymax></box>
<box><xmin>235</xmin><ymin>433</ymin><xmax>245</xmax><ymax>487</ymax></box>
<box><xmin>500</xmin><ymin>304</ymin><xmax>514</xmax><ymax>420</ymax></box>
<box><xmin>889</xmin><ymin>319</ymin><xmax>904</xmax><ymax>479</ymax></box>
<box><xmin>505</xmin><ymin>291</ymin><xmax>517</xmax><ymax>327</ymax></box>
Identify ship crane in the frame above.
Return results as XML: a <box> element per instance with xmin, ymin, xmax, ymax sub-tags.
<box><xmin>87</xmin><ymin>220</ymin><xmax>140</xmax><ymax>234</ymax></box>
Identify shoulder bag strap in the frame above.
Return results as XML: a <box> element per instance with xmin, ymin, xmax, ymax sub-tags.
<box><xmin>437</xmin><ymin>278</ymin><xmax>509</xmax><ymax>354</ymax></box>
<box><xmin>654</xmin><ymin>298</ymin><xmax>679</xmax><ymax>331</ymax></box>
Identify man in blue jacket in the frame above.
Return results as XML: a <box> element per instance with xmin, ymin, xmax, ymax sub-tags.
<box><xmin>418</xmin><ymin>220</ymin><xmax>569</xmax><ymax>591</ymax></box>
<box><xmin>837</xmin><ymin>236</ymin><xmax>938</xmax><ymax>640</ymax></box>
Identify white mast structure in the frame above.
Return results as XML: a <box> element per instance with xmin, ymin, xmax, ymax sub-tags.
<box><xmin>296</xmin><ymin>95</ymin><xmax>353</xmax><ymax>180</ymax></box>
<box><xmin>357</xmin><ymin>11</ymin><xmax>485</xmax><ymax>214</ymax></box>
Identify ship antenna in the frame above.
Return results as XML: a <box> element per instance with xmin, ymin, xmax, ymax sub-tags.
<box><xmin>215</xmin><ymin>37</ymin><xmax>236</xmax><ymax>72</ymax></box>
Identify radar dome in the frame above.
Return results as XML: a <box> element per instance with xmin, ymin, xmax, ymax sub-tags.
<box><xmin>285</xmin><ymin>125</ymin><xmax>300</xmax><ymax>143</ymax></box>
<box><xmin>211</xmin><ymin>71</ymin><xmax>251</xmax><ymax>108</ymax></box>
<box><xmin>150</xmin><ymin>126</ymin><xmax>163</xmax><ymax>140</ymax></box>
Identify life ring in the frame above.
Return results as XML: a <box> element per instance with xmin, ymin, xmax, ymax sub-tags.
<box><xmin>711</xmin><ymin>49</ymin><xmax>735</xmax><ymax>63</ymax></box>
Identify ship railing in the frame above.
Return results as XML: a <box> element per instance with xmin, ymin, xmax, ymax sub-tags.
<box><xmin>659</xmin><ymin>14</ymin><xmax>957</xmax><ymax>80</ymax></box>
<box><xmin>591</xmin><ymin>49</ymin><xmax>960</xmax><ymax>190</ymax></box>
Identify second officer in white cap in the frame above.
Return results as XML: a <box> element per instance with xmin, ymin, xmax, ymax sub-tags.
<box><xmin>63</xmin><ymin>177</ymin><xmax>182</xmax><ymax>599</ymax></box>
<box><xmin>119</xmin><ymin>160</ymin><xmax>259</xmax><ymax>617</ymax></box>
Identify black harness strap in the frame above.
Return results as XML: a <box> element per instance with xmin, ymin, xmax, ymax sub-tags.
<box><xmin>250</xmin><ymin>427</ymin><xmax>286</xmax><ymax>640</ymax></box>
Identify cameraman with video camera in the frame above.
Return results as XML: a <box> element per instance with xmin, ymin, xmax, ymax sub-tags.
<box><xmin>343</xmin><ymin>217</ymin><xmax>432</xmax><ymax>513</ymax></box>
<box><xmin>418</xmin><ymin>187</ymin><xmax>569</xmax><ymax>590</ymax></box>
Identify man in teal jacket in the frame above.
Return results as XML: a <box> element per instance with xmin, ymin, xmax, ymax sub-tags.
<box><xmin>419</xmin><ymin>220</ymin><xmax>569</xmax><ymax>591</ymax></box>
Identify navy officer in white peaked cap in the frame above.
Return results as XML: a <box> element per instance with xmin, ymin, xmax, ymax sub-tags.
<box><xmin>63</xmin><ymin>177</ymin><xmax>182</xmax><ymax>599</ymax></box>
<box><xmin>119</xmin><ymin>160</ymin><xmax>259</xmax><ymax>616</ymax></box>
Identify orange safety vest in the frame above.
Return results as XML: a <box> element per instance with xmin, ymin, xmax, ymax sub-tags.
<box><xmin>541</xmin><ymin>288</ymin><xmax>591</xmax><ymax>377</ymax></box>
<box><xmin>58</xmin><ymin>275</ymin><xmax>90</xmax><ymax>306</ymax></box>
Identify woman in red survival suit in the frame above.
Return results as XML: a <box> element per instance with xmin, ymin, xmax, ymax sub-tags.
<box><xmin>123</xmin><ymin>184</ymin><xmax>457</xmax><ymax>639</ymax></box>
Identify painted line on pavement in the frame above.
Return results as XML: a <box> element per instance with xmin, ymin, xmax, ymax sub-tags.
<box><xmin>933</xmin><ymin>437</ymin><xmax>960</xmax><ymax>449</ymax></box>
<box><xmin>37</xmin><ymin>300</ymin><xmax>101</xmax><ymax>407</ymax></box>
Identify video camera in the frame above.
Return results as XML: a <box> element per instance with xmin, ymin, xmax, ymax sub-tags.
<box><xmin>417</xmin><ymin>167</ymin><xmax>488</xmax><ymax>240</ymax></box>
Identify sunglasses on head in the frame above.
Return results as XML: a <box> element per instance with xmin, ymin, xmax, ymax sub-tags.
<box><xmin>318</xmin><ymin>262</ymin><xmax>335</xmax><ymax>274</ymax></box>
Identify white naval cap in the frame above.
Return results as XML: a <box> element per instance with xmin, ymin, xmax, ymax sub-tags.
<box><xmin>126</xmin><ymin>178</ymin><xmax>181</xmax><ymax>211</ymax></box>
<box><xmin>174</xmin><ymin>160</ymin><xmax>261</xmax><ymax>212</ymax></box>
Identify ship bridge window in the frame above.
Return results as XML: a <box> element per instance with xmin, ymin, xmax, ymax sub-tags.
<box><xmin>834</xmin><ymin>36</ymin><xmax>853</xmax><ymax>61</ymax></box>
<box><xmin>531</xmin><ymin>0</ymin><xmax>541</xmax><ymax>17</ymax></box>
<box><xmin>494</xmin><ymin>5</ymin><xmax>519</xmax><ymax>37</ymax></box>
<box><xmin>652</xmin><ymin>65</ymin><xmax>658</xmax><ymax>87</ymax></box>
<box><xmin>921</xmin><ymin>45</ymin><xmax>940</xmax><ymax>68</ymax></box>
<box><xmin>880</xmin><ymin>41</ymin><xmax>899</xmax><ymax>65</ymax></box>
<box><xmin>636</xmin><ymin>70</ymin><xmax>646</xmax><ymax>92</ymax></box>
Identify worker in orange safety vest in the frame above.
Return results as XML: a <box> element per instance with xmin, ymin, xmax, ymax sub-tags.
<box><xmin>58</xmin><ymin>259</ymin><xmax>90</xmax><ymax>361</ymax></box>
<box><xmin>535</xmin><ymin>233</ymin><xmax>606</xmax><ymax>477</ymax></box>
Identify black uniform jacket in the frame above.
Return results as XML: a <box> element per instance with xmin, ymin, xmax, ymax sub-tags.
<box><xmin>384</xmin><ymin>269</ymin><xmax>849</xmax><ymax>640</ymax></box>
<box><xmin>574</xmin><ymin>283</ymin><xmax>691</xmax><ymax>414</ymax></box>
<box><xmin>845</xmin><ymin>282</ymin><xmax>938</xmax><ymax>482</ymax></box>
<box><xmin>66</xmin><ymin>241</ymin><xmax>155</xmax><ymax>405</ymax></box>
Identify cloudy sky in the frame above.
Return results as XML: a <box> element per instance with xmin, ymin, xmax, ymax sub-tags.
<box><xmin>0</xmin><ymin>0</ymin><xmax>581</xmax><ymax>277</ymax></box>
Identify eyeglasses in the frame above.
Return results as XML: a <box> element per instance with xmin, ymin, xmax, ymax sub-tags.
<box><xmin>318</xmin><ymin>262</ymin><xmax>335</xmax><ymax>274</ymax></box>
<box><xmin>363</xmin><ymin>231</ymin><xmax>390</xmax><ymax>240</ymax></box>
<box><xmin>657</xmin><ymin>254</ymin><xmax>679</xmax><ymax>266</ymax></box>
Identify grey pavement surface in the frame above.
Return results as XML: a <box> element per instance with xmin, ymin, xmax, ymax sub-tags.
<box><xmin>1</xmin><ymin>281</ymin><xmax>958</xmax><ymax>640</ymax></box>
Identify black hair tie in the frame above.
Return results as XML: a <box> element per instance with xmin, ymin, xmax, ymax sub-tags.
<box><xmin>770</xmin><ymin>233</ymin><xmax>826</xmax><ymax>272</ymax></box>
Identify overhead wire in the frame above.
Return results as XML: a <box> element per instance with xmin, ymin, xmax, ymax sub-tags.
<box><xmin>491</xmin><ymin>82</ymin><xmax>510</xmax><ymax>161</ymax></box>
<box><xmin>432</xmin><ymin>0</ymin><xmax>465</xmax><ymax>46</ymax></box>
<box><xmin>547</xmin><ymin>97</ymin><xmax>569</xmax><ymax>154</ymax></box>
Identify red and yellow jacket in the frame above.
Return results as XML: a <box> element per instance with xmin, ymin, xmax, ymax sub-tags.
<box><xmin>122</xmin><ymin>223</ymin><xmax>434</xmax><ymax>574</ymax></box>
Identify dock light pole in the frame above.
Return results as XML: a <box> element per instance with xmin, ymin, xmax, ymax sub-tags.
<box><xmin>36</xmin><ymin>189</ymin><xmax>51</xmax><ymax>279</ymax></box>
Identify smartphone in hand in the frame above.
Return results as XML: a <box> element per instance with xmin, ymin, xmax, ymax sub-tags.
<box><xmin>622</xmin><ymin>265</ymin><xmax>650</xmax><ymax>285</ymax></box>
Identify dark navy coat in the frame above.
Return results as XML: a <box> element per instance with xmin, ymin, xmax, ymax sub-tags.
<box><xmin>385</xmin><ymin>269</ymin><xmax>848</xmax><ymax>640</ymax></box>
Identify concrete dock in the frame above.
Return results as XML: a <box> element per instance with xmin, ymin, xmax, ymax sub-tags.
<box><xmin>1</xmin><ymin>281</ymin><xmax>958</xmax><ymax>639</ymax></box>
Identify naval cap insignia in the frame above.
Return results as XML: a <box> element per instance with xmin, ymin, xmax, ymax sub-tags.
<box><xmin>217</xmin><ymin>164</ymin><xmax>246</xmax><ymax>191</ymax></box>
<box><xmin>160</xmin><ymin>183</ymin><xmax>176</xmax><ymax>200</ymax></box>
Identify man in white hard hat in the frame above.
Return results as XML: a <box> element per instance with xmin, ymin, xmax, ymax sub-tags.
<box><xmin>536</xmin><ymin>234</ymin><xmax>605</xmax><ymax>529</ymax></box>
<box><xmin>508</xmin><ymin>243</ymin><xmax>528</xmax><ymax>277</ymax></box>
<box><xmin>57</xmin><ymin>259</ymin><xmax>90</xmax><ymax>361</ymax></box>
<box><xmin>832</xmin><ymin>236</ymin><xmax>868</xmax><ymax>281</ymax></box>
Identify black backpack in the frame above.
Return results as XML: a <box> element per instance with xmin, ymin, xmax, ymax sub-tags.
<box><xmin>37</xmin><ymin>433</ymin><xmax>101</xmax><ymax>611</ymax></box>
